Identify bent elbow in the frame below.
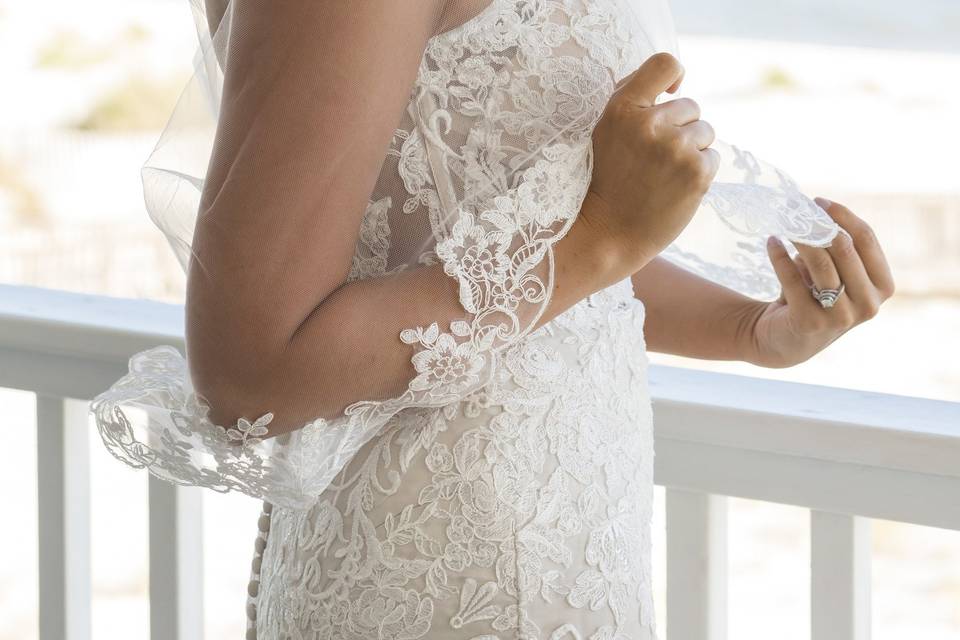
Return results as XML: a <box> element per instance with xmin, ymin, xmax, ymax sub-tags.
<box><xmin>187</xmin><ymin>349</ymin><xmax>279</xmax><ymax>437</ymax></box>
<box><xmin>187</xmin><ymin>339</ymin><xmax>342</xmax><ymax>441</ymax></box>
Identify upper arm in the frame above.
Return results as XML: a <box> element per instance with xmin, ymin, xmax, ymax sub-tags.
<box><xmin>187</xmin><ymin>0</ymin><xmax>447</xmax><ymax>377</ymax></box>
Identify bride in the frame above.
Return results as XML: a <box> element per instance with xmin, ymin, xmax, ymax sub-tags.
<box><xmin>92</xmin><ymin>0</ymin><xmax>895</xmax><ymax>638</ymax></box>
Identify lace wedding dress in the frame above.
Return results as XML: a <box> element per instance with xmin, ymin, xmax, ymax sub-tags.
<box><xmin>91</xmin><ymin>1</ymin><xmax>839</xmax><ymax>638</ymax></box>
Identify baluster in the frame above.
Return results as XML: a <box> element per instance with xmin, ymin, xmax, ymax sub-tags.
<box><xmin>36</xmin><ymin>395</ymin><xmax>91</xmax><ymax>640</ymax></box>
<box><xmin>666</xmin><ymin>489</ymin><xmax>728</xmax><ymax>640</ymax></box>
<box><xmin>811</xmin><ymin>511</ymin><xmax>871</xmax><ymax>640</ymax></box>
<box><xmin>149</xmin><ymin>477</ymin><xmax>204</xmax><ymax>640</ymax></box>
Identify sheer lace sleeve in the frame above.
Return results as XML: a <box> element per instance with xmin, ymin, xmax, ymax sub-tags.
<box><xmin>91</xmin><ymin>0</ymin><xmax>839</xmax><ymax>512</ymax></box>
<box><xmin>91</xmin><ymin>0</ymin><xmax>598</xmax><ymax>511</ymax></box>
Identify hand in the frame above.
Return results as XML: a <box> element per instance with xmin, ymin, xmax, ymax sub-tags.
<box><xmin>578</xmin><ymin>52</ymin><xmax>719</xmax><ymax>274</ymax></box>
<box><xmin>741</xmin><ymin>198</ymin><xmax>896</xmax><ymax>368</ymax></box>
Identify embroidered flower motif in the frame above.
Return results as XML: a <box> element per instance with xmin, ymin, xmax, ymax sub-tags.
<box><xmin>456</xmin><ymin>55</ymin><xmax>496</xmax><ymax>90</ymax></box>
<box><xmin>463</xmin><ymin>387</ymin><xmax>493</xmax><ymax>418</ymax></box>
<box><xmin>469</xmin><ymin>538</ymin><xmax>498</xmax><ymax>568</ymax></box>
<box><xmin>443</xmin><ymin>542</ymin><xmax>471</xmax><ymax>572</ymax></box>
<box><xmin>425</xmin><ymin>442</ymin><xmax>454</xmax><ymax>472</ymax></box>
<box><xmin>92</xmin><ymin>2</ymin><xmax>667</xmax><ymax>638</ymax></box>
<box><xmin>447</xmin><ymin>514</ymin><xmax>474</xmax><ymax>544</ymax></box>
<box><xmin>435</xmin><ymin>212</ymin><xmax>512</xmax><ymax>313</ymax></box>
<box><xmin>405</xmin><ymin>328</ymin><xmax>486</xmax><ymax>394</ymax></box>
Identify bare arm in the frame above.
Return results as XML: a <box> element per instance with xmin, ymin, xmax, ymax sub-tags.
<box><xmin>187</xmin><ymin>0</ymin><xmax>637</xmax><ymax>435</ymax></box>
<box><xmin>630</xmin><ymin>256</ymin><xmax>760</xmax><ymax>361</ymax></box>
<box><xmin>632</xmin><ymin>198</ymin><xmax>895</xmax><ymax>367</ymax></box>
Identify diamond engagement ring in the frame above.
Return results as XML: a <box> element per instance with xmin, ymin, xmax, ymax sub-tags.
<box><xmin>810</xmin><ymin>283</ymin><xmax>845</xmax><ymax>309</ymax></box>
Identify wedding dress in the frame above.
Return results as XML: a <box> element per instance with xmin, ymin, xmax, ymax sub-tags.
<box><xmin>90</xmin><ymin>1</ymin><xmax>839</xmax><ymax>638</ymax></box>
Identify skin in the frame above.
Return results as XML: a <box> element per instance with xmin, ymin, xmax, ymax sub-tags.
<box><xmin>632</xmin><ymin>199</ymin><xmax>896</xmax><ymax>368</ymax></box>
<box><xmin>746</xmin><ymin>198</ymin><xmax>895</xmax><ymax>367</ymax></box>
<box><xmin>587</xmin><ymin>54</ymin><xmax>896</xmax><ymax>369</ymax></box>
<box><xmin>574</xmin><ymin>52</ymin><xmax>720</xmax><ymax>279</ymax></box>
<box><xmin>188</xmin><ymin>1</ymin><xmax>893</xmax><ymax>437</ymax></box>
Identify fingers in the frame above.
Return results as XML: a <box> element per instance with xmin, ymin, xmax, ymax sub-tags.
<box><xmin>658</xmin><ymin>97</ymin><xmax>701</xmax><ymax>125</ymax></box>
<box><xmin>824</xmin><ymin>227</ymin><xmax>879</xmax><ymax>314</ymax></box>
<box><xmin>816</xmin><ymin>197</ymin><xmax>896</xmax><ymax>298</ymax></box>
<box><xmin>766</xmin><ymin>236</ymin><xmax>821</xmax><ymax>312</ymax></box>
<box><xmin>793</xmin><ymin>242</ymin><xmax>842</xmax><ymax>293</ymax></box>
<box><xmin>679</xmin><ymin>118</ymin><xmax>715</xmax><ymax>149</ymax></box>
<box><xmin>785</xmin><ymin>197</ymin><xmax>895</xmax><ymax>326</ymax></box>
<box><xmin>700</xmin><ymin>147</ymin><xmax>721</xmax><ymax>181</ymax></box>
<box><xmin>792</xmin><ymin>253</ymin><xmax>814</xmax><ymax>287</ymax></box>
<box><xmin>666</xmin><ymin>71</ymin><xmax>684</xmax><ymax>94</ymax></box>
<box><xmin>615</xmin><ymin>52</ymin><xmax>685</xmax><ymax>107</ymax></box>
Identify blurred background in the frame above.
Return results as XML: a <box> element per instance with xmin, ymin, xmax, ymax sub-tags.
<box><xmin>1</xmin><ymin>0</ymin><xmax>958</xmax><ymax>638</ymax></box>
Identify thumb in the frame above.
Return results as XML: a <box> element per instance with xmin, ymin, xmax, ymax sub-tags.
<box><xmin>614</xmin><ymin>52</ymin><xmax>684</xmax><ymax>108</ymax></box>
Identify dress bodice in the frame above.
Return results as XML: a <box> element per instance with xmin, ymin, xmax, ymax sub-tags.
<box><xmin>254</xmin><ymin>282</ymin><xmax>655</xmax><ymax>640</ymax></box>
<box><xmin>89</xmin><ymin>1</ymin><xmax>839</xmax><ymax>637</ymax></box>
<box><xmin>251</xmin><ymin>2</ymin><xmax>659</xmax><ymax>637</ymax></box>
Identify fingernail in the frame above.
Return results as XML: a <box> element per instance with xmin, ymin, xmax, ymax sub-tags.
<box><xmin>814</xmin><ymin>196</ymin><xmax>832</xmax><ymax>210</ymax></box>
<box><xmin>767</xmin><ymin>235</ymin><xmax>783</xmax><ymax>250</ymax></box>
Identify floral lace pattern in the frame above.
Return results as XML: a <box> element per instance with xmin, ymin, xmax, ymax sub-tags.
<box><xmin>240</xmin><ymin>4</ymin><xmax>663</xmax><ymax>636</ymax></box>
<box><xmin>91</xmin><ymin>0</ymin><xmax>838</xmax><ymax>511</ymax></box>
<box><xmin>254</xmin><ymin>278</ymin><xmax>657</xmax><ymax>640</ymax></box>
<box><xmin>93</xmin><ymin>0</ymin><xmax>640</xmax><ymax>510</ymax></box>
<box><xmin>90</xmin><ymin>0</ymin><xmax>842</xmax><ymax>638</ymax></box>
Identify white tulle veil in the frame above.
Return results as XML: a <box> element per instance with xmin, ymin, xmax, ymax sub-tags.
<box><xmin>92</xmin><ymin>0</ymin><xmax>839</xmax><ymax>511</ymax></box>
<box><xmin>146</xmin><ymin>0</ymin><xmax>838</xmax><ymax>298</ymax></box>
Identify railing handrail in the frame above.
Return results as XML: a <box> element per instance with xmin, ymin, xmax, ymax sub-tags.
<box><xmin>4</xmin><ymin>281</ymin><xmax>959</xmax><ymax>525</ymax></box>
<box><xmin>4</xmin><ymin>282</ymin><xmax>957</xmax><ymax>431</ymax></box>
<box><xmin>7</xmin><ymin>282</ymin><xmax>960</xmax><ymax>640</ymax></box>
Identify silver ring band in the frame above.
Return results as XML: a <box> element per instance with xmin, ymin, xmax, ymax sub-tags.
<box><xmin>810</xmin><ymin>283</ymin><xmax>845</xmax><ymax>309</ymax></box>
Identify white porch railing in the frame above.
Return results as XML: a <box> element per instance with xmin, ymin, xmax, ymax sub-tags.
<box><xmin>3</xmin><ymin>282</ymin><xmax>959</xmax><ymax>640</ymax></box>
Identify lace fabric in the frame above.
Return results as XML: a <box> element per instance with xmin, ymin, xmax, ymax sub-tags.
<box><xmin>91</xmin><ymin>0</ymin><xmax>838</xmax><ymax>527</ymax></box>
<box><xmin>88</xmin><ymin>1</ymin><xmax>844</xmax><ymax>637</ymax></box>
<box><xmin>92</xmin><ymin>0</ymin><xmax>836</xmax><ymax>508</ymax></box>
<box><xmin>251</xmin><ymin>279</ymin><xmax>658</xmax><ymax>638</ymax></box>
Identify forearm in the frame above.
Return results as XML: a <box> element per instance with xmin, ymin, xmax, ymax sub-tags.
<box><xmin>196</xmin><ymin>209</ymin><xmax>635</xmax><ymax>435</ymax></box>
<box><xmin>631</xmin><ymin>255</ymin><xmax>765</xmax><ymax>361</ymax></box>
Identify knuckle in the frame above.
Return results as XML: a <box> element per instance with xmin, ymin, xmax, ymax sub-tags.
<box><xmin>678</xmin><ymin>97</ymin><xmax>700</xmax><ymax>117</ymax></box>
<box><xmin>860</xmin><ymin>300</ymin><xmax>880</xmax><ymax>320</ymax></box>
<box><xmin>678</xmin><ymin>147</ymin><xmax>701</xmax><ymax>173</ymax></box>
<box><xmin>694</xmin><ymin>157</ymin><xmax>715</xmax><ymax>189</ymax></box>
<box><xmin>701</xmin><ymin>119</ymin><xmax>716</xmax><ymax>141</ymax></box>
<box><xmin>673</xmin><ymin>125</ymin><xmax>691</xmax><ymax>148</ymax></box>
<box><xmin>634</xmin><ymin>111</ymin><xmax>660</xmax><ymax>141</ymax></box>
<box><xmin>830</xmin><ymin>232</ymin><xmax>857</xmax><ymax>260</ymax></box>
<box><xmin>664</xmin><ymin>134</ymin><xmax>687</xmax><ymax>160</ymax></box>
<box><xmin>806</xmin><ymin>251</ymin><xmax>834</xmax><ymax>273</ymax></box>
<box><xmin>881</xmin><ymin>277</ymin><xmax>896</xmax><ymax>299</ymax></box>
<box><xmin>836</xmin><ymin>307</ymin><xmax>857</xmax><ymax>327</ymax></box>
<box><xmin>705</xmin><ymin>148</ymin><xmax>721</xmax><ymax>177</ymax></box>
<box><xmin>850</xmin><ymin>219</ymin><xmax>878</xmax><ymax>247</ymax></box>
